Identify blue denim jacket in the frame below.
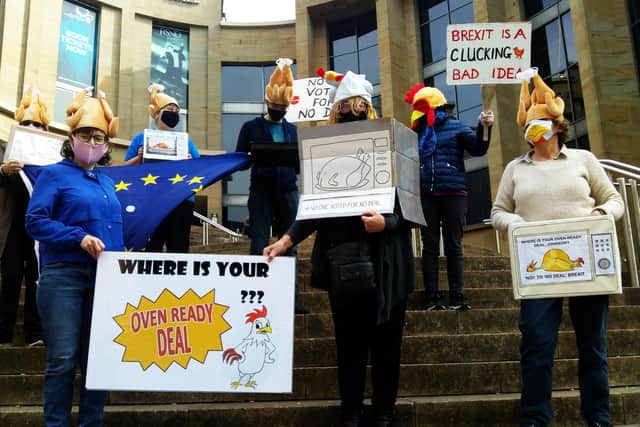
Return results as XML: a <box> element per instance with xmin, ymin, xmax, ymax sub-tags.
<box><xmin>26</xmin><ymin>160</ymin><xmax>124</xmax><ymax>267</ymax></box>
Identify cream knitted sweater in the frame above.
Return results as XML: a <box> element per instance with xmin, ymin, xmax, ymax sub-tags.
<box><xmin>491</xmin><ymin>147</ymin><xmax>624</xmax><ymax>232</ymax></box>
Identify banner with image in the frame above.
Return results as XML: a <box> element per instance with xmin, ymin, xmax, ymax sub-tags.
<box><xmin>86</xmin><ymin>252</ymin><xmax>295</xmax><ymax>393</ymax></box>
<box><xmin>446</xmin><ymin>22</ymin><xmax>531</xmax><ymax>85</ymax></box>
<box><xmin>151</xmin><ymin>25</ymin><xmax>190</xmax><ymax>109</ymax></box>
<box><xmin>56</xmin><ymin>0</ymin><xmax>98</xmax><ymax>88</ymax></box>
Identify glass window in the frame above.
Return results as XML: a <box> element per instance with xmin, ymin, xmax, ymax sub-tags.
<box><xmin>449</xmin><ymin>0</ymin><xmax>472</xmax><ymax>10</ymax></box>
<box><xmin>628</xmin><ymin>0</ymin><xmax>640</xmax><ymax>82</ymax></box>
<box><xmin>222</xmin><ymin>66</ymin><xmax>264</xmax><ymax>102</ymax></box>
<box><xmin>561</xmin><ymin>12</ymin><xmax>578</xmax><ymax>65</ymax></box>
<box><xmin>328</xmin><ymin>11</ymin><xmax>380</xmax><ymax>103</ymax></box>
<box><xmin>54</xmin><ymin>0</ymin><xmax>99</xmax><ymax>123</ymax></box>
<box><xmin>524</xmin><ymin>0</ymin><xmax>560</xmax><ymax>19</ymax></box>
<box><xmin>420</xmin><ymin>15</ymin><xmax>448</xmax><ymax>64</ymax></box>
<box><xmin>419</xmin><ymin>0</ymin><xmax>448</xmax><ymax>22</ymax></box>
<box><xmin>450</xmin><ymin>3</ymin><xmax>474</xmax><ymax>25</ymax></box>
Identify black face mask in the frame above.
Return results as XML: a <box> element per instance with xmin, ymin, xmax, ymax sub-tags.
<box><xmin>267</xmin><ymin>108</ymin><xmax>286</xmax><ymax>122</ymax></box>
<box><xmin>160</xmin><ymin>110</ymin><xmax>180</xmax><ymax>128</ymax></box>
<box><xmin>338</xmin><ymin>111</ymin><xmax>367</xmax><ymax>123</ymax></box>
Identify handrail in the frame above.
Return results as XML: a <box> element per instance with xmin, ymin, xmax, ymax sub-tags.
<box><xmin>600</xmin><ymin>158</ymin><xmax>640</xmax><ymax>288</ymax></box>
<box><xmin>193</xmin><ymin>211</ymin><xmax>242</xmax><ymax>245</ymax></box>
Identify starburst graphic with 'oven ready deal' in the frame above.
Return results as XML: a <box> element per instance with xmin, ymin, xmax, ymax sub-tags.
<box><xmin>113</xmin><ymin>289</ymin><xmax>231</xmax><ymax>372</ymax></box>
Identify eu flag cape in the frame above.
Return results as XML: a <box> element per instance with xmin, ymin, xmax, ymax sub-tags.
<box><xmin>24</xmin><ymin>153</ymin><xmax>250</xmax><ymax>251</ymax></box>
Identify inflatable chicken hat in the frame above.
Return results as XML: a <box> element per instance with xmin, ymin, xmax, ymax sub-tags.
<box><xmin>317</xmin><ymin>68</ymin><xmax>373</xmax><ymax>104</ymax></box>
<box><xmin>404</xmin><ymin>83</ymin><xmax>447</xmax><ymax>129</ymax></box>
<box><xmin>148</xmin><ymin>83</ymin><xmax>179</xmax><ymax>118</ymax></box>
<box><xmin>15</xmin><ymin>86</ymin><xmax>52</xmax><ymax>129</ymax></box>
<box><xmin>265</xmin><ymin>58</ymin><xmax>294</xmax><ymax>105</ymax></box>
<box><xmin>66</xmin><ymin>87</ymin><xmax>119</xmax><ymax>138</ymax></box>
<box><xmin>516</xmin><ymin>67</ymin><xmax>565</xmax><ymax>127</ymax></box>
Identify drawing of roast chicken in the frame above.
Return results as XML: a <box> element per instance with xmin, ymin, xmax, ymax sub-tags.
<box><xmin>222</xmin><ymin>305</ymin><xmax>276</xmax><ymax>389</ymax></box>
<box><xmin>527</xmin><ymin>249</ymin><xmax>584</xmax><ymax>272</ymax></box>
<box><xmin>315</xmin><ymin>148</ymin><xmax>371</xmax><ymax>191</ymax></box>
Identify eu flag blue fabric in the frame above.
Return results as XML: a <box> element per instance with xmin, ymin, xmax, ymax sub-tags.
<box><xmin>24</xmin><ymin>152</ymin><xmax>250</xmax><ymax>251</ymax></box>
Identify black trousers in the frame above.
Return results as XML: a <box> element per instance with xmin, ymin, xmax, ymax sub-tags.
<box><xmin>420</xmin><ymin>195</ymin><xmax>467</xmax><ymax>294</ymax></box>
<box><xmin>147</xmin><ymin>200</ymin><xmax>194</xmax><ymax>253</ymax></box>
<box><xmin>0</xmin><ymin>219</ymin><xmax>41</xmax><ymax>343</ymax></box>
<box><xmin>330</xmin><ymin>291</ymin><xmax>407</xmax><ymax>416</ymax></box>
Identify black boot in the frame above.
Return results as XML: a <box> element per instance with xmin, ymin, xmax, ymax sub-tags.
<box><xmin>374</xmin><ymin>409</ymin><xmax>394</xmax><ymax>427</ymax></box>
<box><xmin>341</xmin><ymin>407</ymin><xmax>362</xmax><ymax>427</ymax></box>
<box><xmin>448</xmin><ymin>290</ymin><xmax>471</xmax><ymax>310</ymax></box>
<box><xmin>425</xmin><ymin>291</ymin><xmax>446</xmax><ymax>310</ymax></box>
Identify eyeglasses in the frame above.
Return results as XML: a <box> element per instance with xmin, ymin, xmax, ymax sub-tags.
<box><xmin>75</xmin><ymin>131</ymin><xmax>108</xmax><ymax>145</ymax></box>
<box><xmin>21</xmin><ymin>121</ymin><xmax>45</xmax><ymax>130</ymax></box>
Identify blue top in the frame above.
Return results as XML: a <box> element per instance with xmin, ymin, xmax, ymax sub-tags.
<box><xmin>418</xmin><ymin>116</ymin><xmax>491</xmax><ymax>194</ymax></box>
<box><xmin>265</xmin><ymin>120</ymin><xmax>285</xmax><ymax>143</ymax></box>
<box><xmin>235</xmin><ymin>116</ymin><xmax>298</xmax><ymax>192</ymax></box>
<box><xmin>125</xmin><ymin>131</ymin><xmax>201</xmax><ymax>161</ymax></box>
<box><xmin>126</xmin><ymin>131</ymin><xmax>201</xmax><ymax>202</ymax></box>
<box><xmin>25</xmin><ymin>159</ymin><xmax>124</xmax><ymax>267</ymax></box>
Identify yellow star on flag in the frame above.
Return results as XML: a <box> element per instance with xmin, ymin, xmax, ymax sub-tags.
<box><xmin>188</xmin><ymin>176</ymin><xmax>204</xmax><ymax>185</ymax></box>
<box><xmin>192</xmin><ymin>184</ymin><xmax>204</xmax><ymax>193</ymax></box>
<box><xmin>115</xmin><ymin>180</ymin><xmax>132</xmax><ymax>192</ymax></box>
<box><xmin>141</xmin><ymin>173</ymin><xmax>159</xmax><ymax>186</ymax></box>
<box><xmin>169</xmin><ymin>173</ymin><xmax>186</xmax><ymax>184</ymax></box>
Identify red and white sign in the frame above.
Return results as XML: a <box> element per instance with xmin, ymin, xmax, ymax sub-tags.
<box><xmin>446</xmin><ymin>22</ymin><xmax>531</xmax><ymax>85</ymax></box>
<box><xmin>285</xmin><ymin>77</ymin><xmax>333</xmax><ymax>123</ymax></box>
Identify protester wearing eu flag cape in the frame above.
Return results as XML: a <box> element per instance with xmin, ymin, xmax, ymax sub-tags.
<box><xmin>124</xmin><ymin>84</ymin><xmax>200</xmax><ymax>252</ymax></box>
<box><xmin>25</xmin><ymin>88</ymin><xmax>123</xmax><ymax>426</ymax></box>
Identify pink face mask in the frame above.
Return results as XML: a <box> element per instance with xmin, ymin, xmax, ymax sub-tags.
<box><xmin>71</xmin><ymin>137</ymin><xmax>108</xmax><ymax>165</ymax></box>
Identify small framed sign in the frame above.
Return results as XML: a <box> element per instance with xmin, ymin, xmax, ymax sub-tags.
<box><xmin>4</xmin><ymin>124</ymin><xmax>65</xmax><ymax>166</ymax></box>
<box><xmin>508</xmin><ymin>216</ymin><xmax>622</xmax><ymax>299</ymax></box>
<box><xmin>143</xmin><ymin>129</ymin><xmax>189</xmax><ymax>161</ymax></box>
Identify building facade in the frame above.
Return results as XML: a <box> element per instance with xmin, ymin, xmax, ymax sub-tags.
<box><xmin>0</xmin><ymin>0</ymin><xmax>638</xmax><ymax>247</ymax></box>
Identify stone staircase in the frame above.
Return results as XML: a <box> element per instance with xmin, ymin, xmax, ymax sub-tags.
<box><xmin>0</xmin><ymin>236</ymin><xmax>639</xmax><ymax>426</ymax></box>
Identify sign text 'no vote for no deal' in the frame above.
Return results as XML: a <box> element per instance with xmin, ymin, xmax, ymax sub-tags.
<box><xmin>446</xmin><ymin>22</ymin><xmax>531</xmax><ymax>85</ymax></box>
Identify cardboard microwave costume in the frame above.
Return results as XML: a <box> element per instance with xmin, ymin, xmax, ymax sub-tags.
<box><xmin>296</xmin><ymin>70</ymin><xmax>426</xmax><ymax>226</ymax></box>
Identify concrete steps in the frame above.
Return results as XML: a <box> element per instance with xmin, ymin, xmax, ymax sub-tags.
<box><xmin>0</xmin><ymin>387</ymin><xmax>638</xmax><ymax>426</ymax></box>
<box><xmin>1</xmin><ymin>250</ymin><xmax>639</xmax><ymax>426</ymax></box>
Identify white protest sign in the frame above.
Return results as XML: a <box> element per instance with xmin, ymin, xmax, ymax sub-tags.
<box><xmin>143</xmin><ymin>129</ymin><xmax>190</xmax><ymax>161</ymax></box>
<box><xmin>4</xmin><ymin>124</ymin><xmax>64</xmax><ymax>165</ymax></box>
<box><xmin>284</xmin><ymin>77</ymin><xmax>333</xmax><ymax>123</ymax></box>
<box><xmin>446</xmin><ymin>22</ymin><xmax>531</xmax><ymax>85</ymax></box>
<box><xmin>516</xmin><ymin>231</ymin><xmax>593</xmax><ymax>286</ymax></box>
<box><xmin>508</xmin><ymin>216</ymin><xmax>622</xmax><ymax>299</ymax></box>
<box><xmin>87</xmin><ymin>252</ymin><xmax>295</xmax><ymax>393</ymax></box>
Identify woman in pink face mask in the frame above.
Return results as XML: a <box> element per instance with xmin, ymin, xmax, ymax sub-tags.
<box><xmin>25</xmin><ymin>89</ymin><xmax>123</xmax><ymax>427</ymax></box>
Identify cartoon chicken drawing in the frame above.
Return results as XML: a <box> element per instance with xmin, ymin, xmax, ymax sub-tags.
<box><xmin>315</xmin><ymin>148</ymin><xmax>371</xmax><ymax>192</ymax></box>
<box><xmin>527</xmin><ymin>248</ymin><xmax>584</xmax><ymax>272</ymax></box>
<box><xmin>222</xmin><ymin>305</ymin><xmax>276</xmax><ymax>389</ymax></box>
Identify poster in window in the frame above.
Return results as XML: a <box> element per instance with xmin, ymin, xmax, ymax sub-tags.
<box><xmin>151</xmin><ymin>26</ymin><xmax>189</xmax><ymax>109</ymax></box>
<box><xmin>56</xmin><ymin>1</ymin><xmax>98</xmax><ymax>88</ymax></box>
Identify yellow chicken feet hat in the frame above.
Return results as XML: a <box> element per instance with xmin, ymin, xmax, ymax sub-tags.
<box><xmin>516</xmin><ymin>67</ymin><xmax>565</xmax><ymax>127</ymax></box>
<box><xmin>148</xmin><ymin>83</ymin><xmax>180</xmax><ymax>118</ymax></box>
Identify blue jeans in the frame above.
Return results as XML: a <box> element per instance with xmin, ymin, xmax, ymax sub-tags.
<box><xmin>37</xmin><ymin>263</ymin><xmax>107</xmax><ymax>427</ymax></box>
<box><xmin>519</xmin><ymin>295</ymin><xmax>610</xmax><ymax>426</ymax></box>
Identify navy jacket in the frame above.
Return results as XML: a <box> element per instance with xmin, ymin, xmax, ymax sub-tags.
<box><xmin>235</xmin><ymin>116</ymin><xmax>298</xmax><ymax>192</ymax></box>
<box><xmin>419</xmin><ymin>117</ymin><xmax>490</xmax><ymax>194</ymax></box>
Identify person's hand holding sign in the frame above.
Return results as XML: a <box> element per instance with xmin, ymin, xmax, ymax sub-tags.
<box><xmin>0</xmin><ymin>160</ymin><xmax>25</xmax><ymax>175</ymax></box>
<box><xmin>361</xmin><ymin>211</ymin><xmax>385</xmax><ymax>233</ymax></box>
<box><xmin>81</xmin><ymin>235</ymin><xmax>106</xmax><ymax>260</ymax></box>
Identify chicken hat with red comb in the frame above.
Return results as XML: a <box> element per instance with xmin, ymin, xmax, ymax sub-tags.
<box><xmin>404</xmin><ymin>83</ymin><xmax>447</xmax><ymax>129</ymax></box>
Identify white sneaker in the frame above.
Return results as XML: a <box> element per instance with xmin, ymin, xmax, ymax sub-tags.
<box><xmin>27</xmin><ymin>339</ymin><xmax>44</xmax><ymax>347</ymax></box>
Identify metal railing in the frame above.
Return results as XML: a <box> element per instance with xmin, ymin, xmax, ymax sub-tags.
<box><xmin>600</xmin><ymin>159</ymin><xmax>640</xmax><ymax>288</ymax></box>
<box><xmin>193</xmin><ymin>211</ymin><xmax>243</xmax><ymax>245</ymax></box>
